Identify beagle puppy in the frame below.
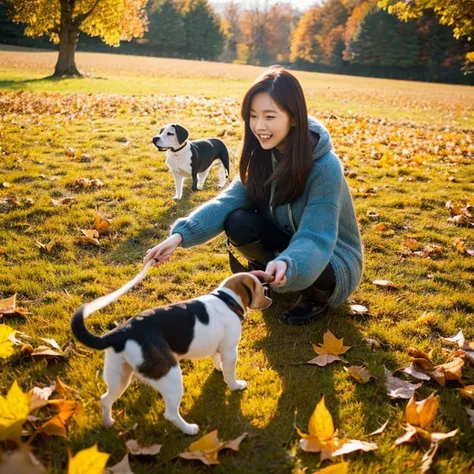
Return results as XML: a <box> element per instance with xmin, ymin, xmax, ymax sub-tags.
<box><xmin>152</xmin><ymin>124</ymin><xmax>230</xmax><ymax>200</ymax></box>
<box><xmin>71</xmin><ymin>272</ymin><xmax>271</xmax><ymax>435</ymax></box>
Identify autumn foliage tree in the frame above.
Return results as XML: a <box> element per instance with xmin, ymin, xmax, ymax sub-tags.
<box><xmin>5</xmin><ymin>0</ymin><xmax>148</xmax><ymax>77</ymax></box>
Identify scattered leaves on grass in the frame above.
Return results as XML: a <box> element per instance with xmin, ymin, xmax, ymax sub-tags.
<box><xmin>68</xmin><ymin>444</ymin><xmax>110</xmax><ymax>474</ymax></box>
<box><xmin>384</xmin><ymin>367</ymin><xmax>421</xmax><ymax>399</ymax></box>
<box><xmin>0</xmin><ymin>324</ymin><xmax>15</xmax><ymax>358</ymax></box>
<box><xmin>0</xmin><ymin>381</ymin><xmax>30</xmax><ymax>442</ymax></box>
<box><xmin>446</xmin><ymin>200</ymin><xmax>474</xmax><ymax>228</ymax></box>
<box><xmin>79</xmin><ymin>229</ymin><xmax>101</xmax><ymax>246</ymax></box>
<box><xmin>307</xmin><ymin>331</ymin><xmax>350</xmax><ymax>366</ymax></box>
<box><xmin>0</xmin><ymin>294</ymin><xmax>30</xmax><ymax>317</ymax></box>
<box><xmin>29</xmin><ymin>382</ymin><xmax>56</xmax><ymax>412</ymax></box>
<box><xmin>350</xmin><ymin>304</ymin><xmax>369</xmax><ymax>315</ymax></box>
<box><xmin>125</xmin><ymin>439</ymin><xmax>162</xmax><ymax>456</ymax></box>
<box><xmin>415</xmin><ymin>311</ymin><xmax>436</xmax><ymax>325</ymax></box>
<box><xmin>65</xmin><ymin>147</ymin><xmax>76</xmax><ymax>157</ymax></box>
<box><xmin>332</xmin><ymin>439</ymin><xmax>378</xmax><ymax>457</ymax></box>
<box><xmin>179</xmin><ymin>430</ymin><xmax>247</xmax><ymax>466</ymax></box>
<box><xmin>92</xmin><ymin>216</ymin><xmax>111</xmax><ymax>234</ymax></box>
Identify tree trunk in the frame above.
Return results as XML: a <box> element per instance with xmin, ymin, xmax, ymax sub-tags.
<box><xmin>53</xmin><ymin>0</ymin><xmax>81</xmax><ymax>77</ymax></box>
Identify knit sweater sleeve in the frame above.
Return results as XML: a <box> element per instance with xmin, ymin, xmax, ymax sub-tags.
<box><xmin>171</xmin><ymin>179</ymin><xmax>250</xmax><ymax>248</ymax></box>
<box><xmin>273</xmin><ymin>155</ymin><xmax>343</xmax><ymax>292</ymax></box>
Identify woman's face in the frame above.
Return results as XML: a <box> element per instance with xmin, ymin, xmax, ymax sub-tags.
<box><xmin>249</xmin><ymin>92</ymin><xmax>293</xmax><ymax>153</ymax></box>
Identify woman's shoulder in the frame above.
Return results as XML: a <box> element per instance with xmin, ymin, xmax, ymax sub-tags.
<box><xmin>310</xmin><ymin>151</ymin><xmax>343</xmax><ymax>177</ymax></box>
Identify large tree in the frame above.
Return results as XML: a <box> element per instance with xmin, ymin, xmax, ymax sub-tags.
<box><xmin>6</xmin><ymin>0</ymin><xmax>148</xmax><ymax>76</ymax></box>
<box><xmin>378</xmin><ymin>0</ymin><xmax>474</xmax><ymax>62</ymax></box>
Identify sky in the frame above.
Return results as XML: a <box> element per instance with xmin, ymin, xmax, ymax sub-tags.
<box><xmin>209</xmin><ymin>0</ymin><xmax>320</xmax><ymax>13</ymax></box>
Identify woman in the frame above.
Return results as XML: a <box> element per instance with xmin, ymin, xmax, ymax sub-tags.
<box><xmin>144</xmin><ymin>66</ymin><xmax>363</xmax><ymax>325</ymax></box>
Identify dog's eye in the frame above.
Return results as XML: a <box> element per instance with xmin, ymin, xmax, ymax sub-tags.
<box><xmin>167</xmin><ymin>132</ymin><xmax>174</xmax><ymax>136</ymax></box>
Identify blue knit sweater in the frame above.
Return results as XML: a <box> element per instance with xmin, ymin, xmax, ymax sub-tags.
<box><xmin>171</xmin><ymin>117</ymin><xmax>363</xmax><ymax>305</ymax></box>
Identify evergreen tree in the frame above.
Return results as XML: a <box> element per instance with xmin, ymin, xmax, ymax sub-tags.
<box><xmin>146</xmin><ymin>0</ymin><xmax>185</xmax><ymax>56</ymax></box>
<box><xmin>182</xmin><ymin>0</ymin><xmax>224</xmax><ymax>60</ymax></box>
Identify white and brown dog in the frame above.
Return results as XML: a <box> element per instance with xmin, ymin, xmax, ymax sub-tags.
<box><xmin>152</xmin><ymin>124</ymin><xmax>230</xmax><ymax>200</ymax></box>
<box><xmin>71</xmin><ymin>272</ymin><xmax>271</xmax><ymax>435</ymax></box>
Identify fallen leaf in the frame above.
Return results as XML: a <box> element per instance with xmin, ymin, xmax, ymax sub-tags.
<box><xmin>92</xmin><ymin>216</ymin><xmax>111</xmax><ymax>234</ymax></box>
<box><xmin>30</xmin><ymin>345</ymin><xmax>66</xmax><ymax>360</ymax></box>
<box><xmin>456</xmin><ymin>385</ymin><xmax>474</xmax><ymax>402</ymax></box>
<box><xmin>68</xmin><ymin>444</ymin><xmax>110</xmax><ymax>474</ymax></box>
<box><xmin>0</xmin><ymin>381</ymin><xmax>31</xmax><ymax>442</ymax></box>
<box><xmin>65</xmin><ymin>147</ymin><xmax>76</xmax><ymax>157</ymax></box>
<box><xmin>363</xmin><ymin>337</ymin><xmax>380</xmax><ymax>349</ymax></box>
<box><xmin>415</xmin><ymin>311</ymin><xmax>436</xmax><ymax>324</ymax></box>
<box><xmin>0</xmin><ymin>294</ymin><xmax>30</xmax><ymax>316</ymax></box>
<box><xmin>373</xmin><ymin>279</ymin><xmax>399</xmax><ymax>290</ymax></box>
<box><xmin>179</xmin><ymin>430</ymin><xmax>247</xmax><ymax>466</ymax></box>
<box><xmin>39</xmin><ymin>338</ymin><xmax>61</xmax><ymax>350</ymax></box>
<box><xmin>307</xmin><ymin>331</ymin><xmax>351</xmax><ymax>366</ymax></box>
<box><xmin>384</xmin><ymin>367</ymin><xmax>421</xmax><ymax>399</ymax></box>
<box><xmin>125</xmin><ymin>439</ymin><xmax>162</xmax><ymax>456</ymax></box>
<box><xmin>404</xmin><ymin>238</ymin><xmax>424</xmax><ymax>250</ymax></box>
<box><xmin>106</xmin><ymin>454</ymin><xmax>133</xmax><ymax>474</ymax></box>
<box><xmin>366</xmin><ymin>419</ymin><xmax>389</xmax><ymax>437</ymax></box>
<box><xmin>332</xmin><ymin>439</ymin><xmax>378</xmax><ymax>457</ymax></box>
<box><xmin>0</xmin><ymin>445</ymin><xmax>46</xmax><ymax>474</ymax></box>
<box><xmin>52</xmin><ymin>197</ymin><xmax>75</xmax><ymax>206</ymax></box>
<box><xmin>0</xmin><ymin>325</ymin><xmax>15</xmax><ymax>358</ymax></box>
<box><xmin>350</xmin><ymin>304</ymin><xmax>369</xmax><ymax>315</ymax></box>
<box><xmin>34</xmin><ymin>239</ymin><xmax>59</xmax><ymax>253</ymax></box>
<box><xmin>40</xmin><ymin>400</ymin><xmax>81</xmax><ymax>438</ymax></box>
<box><xmin>29</xmin><ymin>382</ymin><xmax>56</xmax><ymax>411</ymax></box>
<box><xmin>406</xmin><ymin>394</ymin><xmax>439</xmax><ymax>429</ymax></box>
<box><xmin>313</xmin><ymin>463</ymin><xmax>348</xmax><ymax>474</ymax></box>
<box><xmin>404</xmin><ymin>364</ymin><xmax>431</xmax><ymax>381</ymax></box>
<box><xmin>79</xmin><ymin>229</ymin><xmax>100</xmax><ymax>246</ymax></box>
<box><xmin>344</xmin><ymin>365</ymin><xmax>373</xmax><ymax>384</ymax></box>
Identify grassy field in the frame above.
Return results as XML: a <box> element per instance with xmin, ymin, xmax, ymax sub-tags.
<box><xmin>1</xmin><ymin>47</ymin><xmax>474</xmax><ymax>474</ymax></box>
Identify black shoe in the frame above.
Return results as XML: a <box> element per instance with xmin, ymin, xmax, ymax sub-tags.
<box><xmin>282</xmin><ymin>296</ymin><xmax>329</xmax><ymax>325</ymax></box>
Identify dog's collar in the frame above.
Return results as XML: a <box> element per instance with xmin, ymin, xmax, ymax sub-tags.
<box><xmin>171</xmin><ymin>141</ymin><xmax>188</xmax><ymax>152</ymax></box>
<box><xmin>211</xmin><ymin>290</ymin><xmax>245</xmax><ymax>320</ymax></box>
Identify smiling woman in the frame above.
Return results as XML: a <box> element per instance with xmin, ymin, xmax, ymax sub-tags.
<box><xmin>144</xmin><ymin>65</ymin><xmax>363</xmax><ymax>326</ymax></box>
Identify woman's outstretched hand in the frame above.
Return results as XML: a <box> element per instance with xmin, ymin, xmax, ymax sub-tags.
<box><xmin>251</xmin><ymin>261</ymin><xmax>287</xmax><ymax>287</ymax></box>
<box><xmin>143</xmin><ymin>233</ymin><xmax>183</xmax><ymax>267</ymax></box>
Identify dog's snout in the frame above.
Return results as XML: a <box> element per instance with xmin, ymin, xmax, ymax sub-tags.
<box><xmin>152</xmin><ymin>136</ymin><xmax>160</xmax><ymax>146</ymax></box>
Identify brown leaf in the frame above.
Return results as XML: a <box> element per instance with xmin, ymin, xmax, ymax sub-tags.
<box><xmin>39</xmin><ymin>400</ymin><xmax>81</xmax><ymax>438</ymax></box>
<box><xmin>405</xmin><ymin>394</ymin><xmax>439</xmax><ymax>429</ymax></box>
<box><xmin>456</xmin><ymin>385</ymin><xmax>474</xmax><ymax>402</ymax></box>
<box><xmin>79</xmin><ymin>229</ymin><xmax>101</xmax><ymax>246</ymax></box>
<box><xmin>344</xmin><ymin>365</ymin><xmax>372</xmax><ymax>384</ymax></box>
<box><xmin>434</xmin><ymin>357</ymin><xmax>464</xmax><ymax>383</ymax></box>
<box><xmin>92</xmin><ymin>216</ymin><xmax>111</xmax><ymax>234</ymax></box>
<box><xmin>366</xmin><ymin>419</ymin><xmax>389</xmax><ymax>437</ymax></box>
<box><xmin>34</xmin><ymin>239</ymin><xmax>59</xmax><ymax>253</ymax></box>
<box><xmin>0</xmin><ymin>294</ymin><xmax>30</xmax><ymax>317</ymax></box>
<box><xmin>307</xmin><ymin>354</ymin><xmax>347</xmax><ymax>367</ymax></box>
<box><xmin>125</xmin><ymin>439</ymin><xmax>162</xmax><ymax>456</ymax></box>
<box><xmin>52</xmin><ymin>197</ymin><xmax>75</xmax><ymax>206</ymax></box>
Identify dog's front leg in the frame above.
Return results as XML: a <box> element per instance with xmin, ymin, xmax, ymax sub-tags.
<box><xmin>191</xmin><ymin>172</ymin><xmax>198</xmax><ymax>191</ymax></box>
<box><xmin>220</xmin><ymin>346</ymin><xmax>247</xmax><ymax>391</ymax></box>
<box><xmin>212</xmin><ymin>352</ymin><xmax>223</xmax><ymax>371</ymax></box>
<box><xmin>172</xmin><ymin>172</ymin><xmax>185</xmax><ymax>200</ymax></box>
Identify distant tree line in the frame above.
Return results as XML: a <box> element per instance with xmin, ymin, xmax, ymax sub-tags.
<box><xmin>0</xmin><ymin>0</ymin><xmax>472</xmax><ymax>84</ymax></box>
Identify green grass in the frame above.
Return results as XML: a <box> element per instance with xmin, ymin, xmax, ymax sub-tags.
<box><xmin>1</xmin><ymin>47</ymin><xmax>474</xmax><ymax>473</ymax></box>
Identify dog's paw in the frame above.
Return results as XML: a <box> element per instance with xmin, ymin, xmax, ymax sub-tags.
<box><xmin>102</xmin><ymin>417</ymin><xmax>115</xmax><ymax>429</ymax></box>
<box><xmin>229</xmin><ymin>380</ymin><xmax>247</xmax><ymax>391</ymax></box>
<box><xmin>182</xmin><ymin>423</ymin><xmax>200</xmax><ymax>435</ymax></box>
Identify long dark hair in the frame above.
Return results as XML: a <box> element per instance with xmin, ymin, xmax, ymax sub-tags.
<box><xmin>239</xmin><ymin>66</ymin><xmax>313</xmax><ymax>209</ymax></box>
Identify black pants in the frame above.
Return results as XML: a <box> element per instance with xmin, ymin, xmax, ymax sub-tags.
<box><xmin>224</xmin><ymin>209</ymin><xmax>336</xmax><ymax>297</ymax></box>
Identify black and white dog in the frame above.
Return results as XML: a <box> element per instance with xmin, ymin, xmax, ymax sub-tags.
<box><xmin>152</xmin><ymin>124</ymin><xmax>230</xmax><ymax>200</ymax></box>
<box><xmin>71</xmin><ymin>272</ymin><xmax>271</xmax><ymax>435</ymax></box>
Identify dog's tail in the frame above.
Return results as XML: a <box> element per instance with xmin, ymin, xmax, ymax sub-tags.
<box><xmin>71</xmin><ymin>262</ymin><xmax>153</xmax><ymax>350</ymax></box>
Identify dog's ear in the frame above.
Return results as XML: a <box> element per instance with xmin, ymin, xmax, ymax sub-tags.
<box><xmin>159</xmin><ymin>127</ymin><xmax>165</xmax><ymax>134</ymax></box>
<box><xmin>174</xmin><ymin>124</ymin><xmax>189</xmax><ymax>145</ymax></box>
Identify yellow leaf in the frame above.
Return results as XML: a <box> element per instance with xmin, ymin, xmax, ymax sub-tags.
<box><xmin>67</xmin><ymin>444</ymin><xmax>110</xmax><ymax>474</ymax></box>
<box><xmin>0</xmin><ymin>325</ymin><xmax>15</xmax><ymax>359</ymax></box>
<box><xmin>313</xmin><ymin>331</ymin><xmax>350</xmax><ymax>356</ymax></box>
<box><xmin>415</xmin><ymin>311</ymin><xmax>436</xmax><ymax>324</ymax></box>
<box><xmin>457</xmin><ymin>385</ymin><xmax>474</xmax><ymax>402</ymax></box>
<box><xmin>189</xmin><ymin>429</ymin><xmax>222</xmax><ymax>452</ymax></box>
<box><xmin>406</xmin><ymin>394</ymin><xmax>439</xmax><ymax>429</ymax></box>
<box><xmin>314</xmin><ymin>462</ymin><xmax>348</xmax><ymax>474</ymax></box>
<box><xmin>309</xmin><ymin>396</ymin><xmax>335</xmax><ymax>442</ymax></box>
<box><xmin>92</xmin><ymin>216</ymin><xmax>110</xmax><ymax>234</ymax></box>
<box><xmin>40</xmin><ymin>400</ymin><xmax>81</xmax><ymax>438</ymax></box>
<box><xmin>0</xmin><ymin>381</ymin><xmax>31</xmax><ymax>442</ymax></box>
